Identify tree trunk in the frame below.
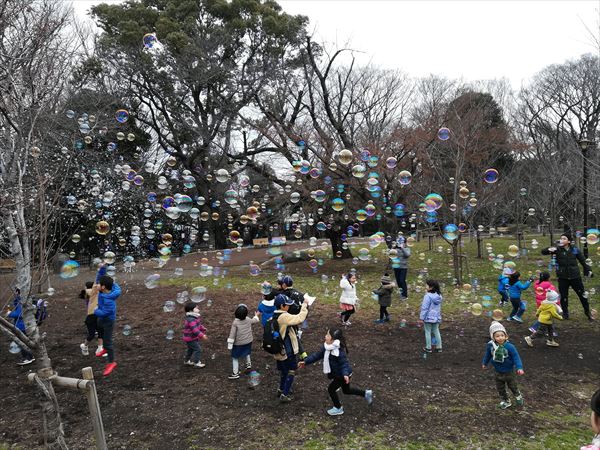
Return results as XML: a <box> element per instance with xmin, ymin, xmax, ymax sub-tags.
<box><xmin>327</xmin><ymin>226</ymin><xmax>353</xmax><ymax>259</ymax></box>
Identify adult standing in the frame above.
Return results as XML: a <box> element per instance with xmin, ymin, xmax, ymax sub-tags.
<box><xmin>541</xmin><ymin>233</ymin><xmax>593</xmax><ymax>321</ymax></box>
<box><xmin>339</xmin><ymin>273</ymin><xmax>359</xmax><ymax>326</ymax></box>
<box><xmin>392</xmin><ymin>235</ymin><xmax>411</xmax><ymax>301</ymax></box>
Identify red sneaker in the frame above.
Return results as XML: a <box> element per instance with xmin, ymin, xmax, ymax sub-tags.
<box><xmin>103</xmin><ymin>362</ymin><xmax>117</xmax><ymax>376</ymax></box>
<box><xmin>95</xmin><ymin>348</ymin><xmax>107</xmax><ymax>357</ymax></box>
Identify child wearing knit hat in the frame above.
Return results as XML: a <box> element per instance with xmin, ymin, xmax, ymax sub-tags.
<box><xmin>482</xmin><ymin>321</ymin><xmax>525</xmax><ymax>409</ymax></box>
<box><xmin>524</xmin><ymin>290</ymin><xmax>563</xmax><ymax>348</ymax></box>
<box><xmin>372</xmin><ymin>273</ymin><xmax>395</xmax><ymax>324</ymax></box>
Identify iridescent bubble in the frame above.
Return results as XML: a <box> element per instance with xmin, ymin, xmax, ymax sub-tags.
<box><xmin>437</xmin><ymin>127</ymin><xmax>450</xmax><ymax>141</ymax></box>
<box><xmin>338</xmin><ymin>149</ymin><xmax>353</xmax><ymax>165</ymax></box>
<box><xmin>145</xmin><ymin>274</ymin><xmax>160</xmax><ymax>289</ymax></box>
<box><xmin>459</xmin><ymin>187</ymin><xmax>470</xmax><ymax>199</ymax></box>
<box><xmin>224</xmin><ymin>189</ymin><xmax>238</xmax><ymax>205</ymax></box>
<box><xmin>351</xmin><ymin>165</ymin><xmax>366</xmax><ymax>178</ymax></box>
<box><xmin>215</xmin><ymin>168</ymin><xmax>230</xmax><ymax>183</ymax></box>
<box><xmin>95</xmin><ymin>221</ymin><xmax>110</xmax><ymax>235</ymax></box>
<box><xmin>483</xmin><ymin>168</ymin><xmax>499</xmax><ymax>184</ymax></box>
<box><xmin>143</xmin><ymin>32</ymin><xmax>157</xmax><ymax>48</ymax></box>
<box><xmin>385</xmin><ymin>157</ymin><xmax>397</xmax><ymax>169</ymax></box>
<box><xmin>249</xmin><ymin>263</ymin><xmax>261</xmax><ymax>276</ymax></box>
<box><xmin>60</xmin><ymin>260</ymin><xmax>80</xmax><ymax>279</ymax></box>
<box><xmin>470</xmin><ymin>303</ymin><xmax>483</xmax><ymax>316</ymax></box>
<box><xmin>71</xmin><ymin>234</ymin><xmax>81</xmax><ymax>243</ymax></box>
<box><xmin>166</xmin><ymin>329</ymin><xmax>175</xmax><ymax>340</ymax></box>
<box><xmin>443</xmin><ymin>224</ymin><xmax>459</xmax><ymax>241</ymax></box>
<box><xmin>133</xmin><ymin>175</ymin><xmax>144</xmax><ymax>186</ymax></box>
<box><xmin>331</xmin><ymin>198</ymin><xmax>345</xmax><ymax>212</ymax></box>
<box><xmin>166</xmin><ymin>206</ymin><xmax>181</xmax><ymax>220</ymax></box>
<box><xmin>398</xmin><ymin>170</ymin><xmax>412</xmax><ymax>186</ymax></box>
<box><xmin>122</xmin><ymin>325</ymin><xmax>132</xmax><ymax>336</ymax></box>
<box><xmin>358</xmin><ymin>248</ymin><xmax>370</xmax><ymax>261</ymax></box>
<box><xmin>290</xmin><ymin>192</ymin><xmax>301</xmax><ymax>204</ymax></box>
<box><xmin>66</xmin><ymin>110</ymin><xmax>76</xmax><ymax>119</ymax></box>
<box><xmin>507</xmin><ymin>245</ymin><xmax>519</xmax><ymax>258</ymax></box>
<box><xmin>176</xmin><ymin>195</ymin><xmax>193</xmax><ymax>212</ymax></box>
<box><xmin>356</xmin><ymin>209</ymin><xmax>368</xmax><ymax>222</ymax></box>
<box><xmin>115</xmin><ymin>109</ymin><xmax>129</xmax><ymax>123</ymax></box>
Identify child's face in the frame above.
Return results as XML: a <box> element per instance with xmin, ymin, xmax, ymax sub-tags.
<box><xmin>325</xmin><ymin>331</ymin><xmax>333</xmax><ymax>345</ymax></box>
<box><xmin>193</xmin><ymin>306</ymin><xmax>200</xmax><ymax>314</ymax></box>
<box><xmin>559</xmin><ymin>236</ymin><xmax>570</xmax><ymax>247</ymax></box>
<box><xmin>493</xmin><ymin>332</ymin><xmax>507</xmax><ymax>345</ymax></box>
<box><xmin>592</xmin><ymin>411</ymin><xmax>600</xmax><ymax>434</ymax></box>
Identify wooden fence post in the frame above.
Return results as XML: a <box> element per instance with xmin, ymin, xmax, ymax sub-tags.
<box><xmin>81</xmin><ymin>367</ymin><xmax>107</xmax><ymax>450</ymax></box>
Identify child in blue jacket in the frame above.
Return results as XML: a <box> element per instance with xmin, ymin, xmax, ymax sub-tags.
<box><xmin>7</xmin><ymin>289</ymin><xmax>35</xmax><ymax>365</ymax></box>
<box><xmin>257</xmin><ymin>297</ymin><xmax>276</xmax><ymax>327</ymax></box>
<box><xmin>94</xmin><ymin>268</ymin><xmax>121</xmax><ymax>376</ymax></box>
<box><xmin>482</xmin><ymin>321</ymin><xmax>525</xmax><ymax>409</ymax></box>
<box><xmin>497</xmin><ymin>268</ymin><xmax>510</xmax><ymax>307</ymax></box>
<box><xmin>300</xmin><ymin>327</ymin><xmax>373</xmax><ymax>416</ymax></box>
<box><xmin>506</xmin><ymin>271</ymin><xmax>533</xmax><ymax>323</ymax></box>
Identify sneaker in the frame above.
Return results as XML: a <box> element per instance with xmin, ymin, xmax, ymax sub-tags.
<box><xmin>515</xmin><ymin>395</ymin><xmax>524</xmax><ymax>406</ymax></box>
<box><xmin>327</xmin><ymin>406</ymin><xmax>344</xmax><ymax>416</ymax></box>
<box><xmin>384</xmin><ymin>316</ymin><xmax>390</xmax><ymax>322</ymax></box>
<box><xmin>279</xmin><ymin>394</ymin><xmax>292</xmax><ymax>403</ymax></box>
<box><xmin>528</xmin><ymin>327</ymin><xmax>536</xmax><ymax>334</ymax></box>
<box><xmin>506</xmin><ymin>316</ymin><xmax>514</xmax><ymax>322</ymax></box>
<box><xmin>365</xmin><ymin>390</ymin><xmax>373</xmax><ymax>405</ymax></box>
<box><xmin>400</xmin><ymin>296</ymin><xmax>408</xmax><ymax>301</ymax></box>
<box><xmin>374</xmin><ymin>319</ymin><xmax>385</xmax><ymax>324</ymax></box>
<box><xmin>512</xmin><ymin>316</ymin><xmax>523</xmax><ymax>323</ymax></box>
<box><xmin>524</xmin><ymin>336</ymin><xmax>533</xmax><ymax>347</ymax></box>
<box><xmin>228</xmin><ymin>372</ymin><xmax>240</xmax><ymax>379</ymax></box>
<box><xmin>434</xmin><ymin>348</ymin><xmax>443</xmax><ymax>353</ymax></box>
<box><xmin>184</xmin><ymin>360</ymin><xmax>194</xmax><ymax>366</ymax></box>
<box><xmin>588</xmin><ymin>316</ymin><xmax>595</xmax><ymax>322</ymax></box>
<box><xmin>276</xmin><ymin>388</ymin><xmax>283</xmax><ymax>397</ymax></box>
<box><xmin>103</xmin><ymin>362</ymin><xmax>117</xmax><ymax>376</ymax></box>
<box><xmin>499</xmin><ymin>400</ymin><xmax>512</xmax><ymax>409</ymax></box>
<box><xmin>95</xmin><ymin>348</ymin><xmax>107</xmax><ymax>357</ymax></box>
<box><xmin>80</xmin><ymin>343</ymin><xmax>89</xmax><ymax>356</ymax></box>
<box><xmin>546</xmin><ymin>340</ymin><xmax>559</xmax><ymax>347</ymax></box>
<box><xmin>422</xmin><ymin>347</ymin><xmax>432</xmax><ymax>353</ymax></box>
<box><xmin>16</xmin><ymin>358</ymin><xmax>35</xmax><ymax>366</ymax></box>
<box><xmin>193</xmin><ymin>362</ymin><xmax>206</xmax><ymax>368</ymax></box>
<box><xmin>342</xmin><ymin>321</ymin><xmax>352</xmax><ymax>326</ymax></box>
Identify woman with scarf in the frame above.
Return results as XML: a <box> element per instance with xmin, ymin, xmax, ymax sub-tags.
<box><xmin>299</xmin><ymin>327</ymin><xmax>373</xmax><ymax>416</ymax></box>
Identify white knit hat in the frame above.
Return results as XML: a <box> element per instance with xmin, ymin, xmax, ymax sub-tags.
<box><xmin>546</xmin><ymin>290</ymin><xmax>559</xmax><ymax>303</ymax></box>
<box><xmin>489</xmin><ymin>321</ymin><xmax>507</xmax><ymax>339</ymax></box>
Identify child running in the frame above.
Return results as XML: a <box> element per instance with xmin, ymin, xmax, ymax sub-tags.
<box><xmin>419</xmin><ymin>279</ymin><xmax>443</xmax><ymax>353</ymax></box>
<box><xmin>373</xmin><ymin>273</ymin><xmax>394</xmax><ymax>324</ymax></box>
<box><xmin>339</xmin><ymin>273</ymin><xmax>358</xmax><ymax>326</ymax></box>
<box><xmin>524</xmin><ymin>290</ymin><xmax>563</xmax><ymax>348</ymax></box>
<box><xmin>528</xmin><ymin>271</ymin><xmax>558</xmax><ymax>334</ymax></box>
<box><xmin>182</xmin><ymin>302</ymin><xmax>207</xmax><ymax>368</ymax></box>
<box><xmin>506</xmin><ymin>271</ymin><xmax>533</xmax><ymax>323</ymax></box>
<box><xmin>497</xmin><ymin>268</ymin><xmax>510</xmax><ymax>307</ymax></box>
<box><xmin>482</xmin><ymin>321</ymin><xmax>525</xmax><ymax>409</ymax></box>
<box><xmin>227</xmin><ymin>304</ymin><xmax>260</xmax><ymax>379</ymax></box>
<box><xmin>300</xmin><ymin>327</ymin><xmax>373</xmax><ymax>416</ymax></box>
<box><xmin>79</xmin><ymin>281</ymin><xmax>104</xmax><ymax>357</ymax></box>
<box><xmin>93</xmin><ymin>269</ymin><xmax>121</xmax><ymax>376</ymax></box>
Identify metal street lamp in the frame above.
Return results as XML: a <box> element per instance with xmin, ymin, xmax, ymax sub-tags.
<box><xmin>577</xmin><ymin>138</ymin><xmax>594</xmax><ymax>258</ymax></box>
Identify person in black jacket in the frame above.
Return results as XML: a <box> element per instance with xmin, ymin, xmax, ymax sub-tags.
<box><xmin>541</xmin><ymin>233</ymin><xmax>593</xmax><ymax>321</ymax></box>
<box><xmin>300</xmin><ymin>327</ymin><xmax>373</xmax><ymax>416</ymax></box>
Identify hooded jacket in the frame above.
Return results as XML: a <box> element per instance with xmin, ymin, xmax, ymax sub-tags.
<box><xmin>94</xmin><ymin>283</ymin><xmax>121</xmax><ymax>321</ymax></box>
<box><xmin>373</xmin><ymin>283</ymin><xmax>394</xmax><ymax>307</ymax></box>
<box><xmin>272</xmin><ymin>303</ymin><xmax>308</xmax><ymax>361</ymax></box>
<box><xmin>542</xmin><ymin>245</ymin><xmax>591</xmax><ymax>279</ymax></box>
<box><xmin>257</xmin><ymin>299</ymin><xmax>276</xmax><ymax>326</ymax></box>
<box><xmin>339</xmin><ymin>277</ymin><xmax>358</xmax><ymax>306</ymax></box>
<box><xmin>420</xmin><ymin>292</ymin><xmax>442</xmax><ymax>323</ymax></box>
<box><xmin>304</xmin><ymin>345</ymin><xmax>352</xmax><ymax>377</ymax></box>
<box><xmin>536</xmin><ymin>300</ymin><xmax>563</xmax><ymax>325</ymax></box>
<box><xmin>507</xmin><ymin>280</ymin><xmax>531</xmax><ymax>299</ymax></box>
<box><xmin>8</xmin><ymin>296</ymin><xmax>25</xmax><ymax>332</ymax></box>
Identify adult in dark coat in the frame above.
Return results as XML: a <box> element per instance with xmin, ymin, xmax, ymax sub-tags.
<box><xmin>541</xmin><ymin>233</ymin><xmax>593</xmax><ymax>320</ymax></box>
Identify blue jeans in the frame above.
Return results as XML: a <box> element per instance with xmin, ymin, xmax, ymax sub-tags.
<box><xmin>98</xmin><ymin>317</ymin><xmax>115</xmax><ymax>363</ymax></box>
<box><xmin>276</xmin><ymin>355</ymin><xmax>297</xmax><ymax>395</ymax></box>
<box><xmin>498</xmin><ymin>291</ymin><xmax>508</xmax><ymax>304</ymax></box>
<box><xmin>185</xmin><ymin>341</ymin><xmax>201</xmax><ymax>364</ymax></box>
<box><xmin>394</xmin><ymin>268</ymin><xmax>408</xmax><ymax>298</ymax></box>
<box><xmin>509</xmin><ymin>298</ymin><xmax>526</xmax><ymax>318</ymax></box>
<box><xmin>424</xmin><ymin>322</ymin><xmax>442</xmax><ymax>350</ymax></box>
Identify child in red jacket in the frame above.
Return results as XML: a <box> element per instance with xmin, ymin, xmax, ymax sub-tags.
<box><xmin>182</xmin><ymin>302</ymin><xmax>207</xmax><ymax>368</ymax></box>
<box><xmin>528</xmin><ymin>271</ymin><xmax>559</xmax><ymax>334</ymax></box>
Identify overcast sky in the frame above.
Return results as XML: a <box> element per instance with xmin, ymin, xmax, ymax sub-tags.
<box><xmin>72</xmin><ymin>0</ymin><xmax>599</xmax><ymax>88</ymax></box>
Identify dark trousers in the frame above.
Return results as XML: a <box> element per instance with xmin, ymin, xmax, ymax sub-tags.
<box><xmin>509</xmin><ymin>298</ymin><xmax>526</xmax><ymax>318</ymax></box>
<box><xmin>495</xmin><ymin>371</ymin><xmax>521</xmax><ymax>401</ymax></box>
<box><xmin>98</xmin><ymin>317</ymin><xmax>115</xmax><ymax>363</ymax></box>
<box><xmin>341</xmin><ymin>307</ymin><xmax>355</xmax><ymax>322</ymax></box>
<box><xmin>20</xmin><ymin>346</ymin><xmax>33</xmax><ymax>361</ymax></box>
<box><xmin>393</xmin><ymin>268</ymin><xmax>408</xmax><ymax>298</ymax></box>
<box><xmin>277</xmin><ymin>356</ymin><xmax>297</xmax><ymax>395</ymax></box>
<box><xmin>558</xmin><ymin>277</ymin><xmax>590</xmax><ymax>318</ymax></box>
<box><xmin>327</xmin><ymin>376</ymin><xmax>365</xmax><ymax>408</ymax></box>
<box><xmin>499</xmin><ymin>291</ymin><xmax>508</xmax><ymax>304</ymax></box>
<box><xmin>85</xmin><ymin>314</ymin><xmax>103</xmax><ymax>342</ymax></box>
<box><xmin>185</xmin><ymin>341</ymin><xmax>201</xmax><ymax>363</ymax></box>
<box><xmin>379</xmin><ymin>305</ymin><xmax>389</xmax><ymax>320</ymax></box>
<box><xmin>532</xmin><ymin>323</ymin><xmax>554</xmax><ymax>340</ymax></box>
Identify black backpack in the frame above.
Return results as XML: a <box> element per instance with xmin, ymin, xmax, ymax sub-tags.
<box><xmin>262</xmin><ymin>314</ymin><xmax>283</xmax><ymax>354</ymax></box>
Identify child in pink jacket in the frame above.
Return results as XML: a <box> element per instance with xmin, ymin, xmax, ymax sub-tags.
<box><xmin>529</xmin><ymin>271</ymin><xmax>559</xmax><ymax>334</ymax></box>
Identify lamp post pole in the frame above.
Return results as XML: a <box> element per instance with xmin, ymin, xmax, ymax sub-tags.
<box><xmin>578</xmin><ymin>139</ymin><xmax>594</xmax><ymax>258</ymax></box>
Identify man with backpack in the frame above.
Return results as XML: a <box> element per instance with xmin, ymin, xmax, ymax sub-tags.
<box><xmin>267</xmin><ymin>293</ymin><xmax>309</xmax><ymax>403</ymax></box>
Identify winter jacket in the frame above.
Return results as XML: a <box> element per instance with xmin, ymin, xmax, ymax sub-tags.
<box><xmin>94</xmin><ymin>283</ymin><xmax>121</xmax><ymax>321</ymax></box>
<box><xmin>542</xmin><ymin>245</ymin><xmax>591</xmax><ymax>279</ymax></box>
<box><xmin>182</xmin><ymin>313</ymin><xmax>206</xmax><ymax>342</ymax></box>
<box><xmin>257</xmin><ymin>299</ymin><xmax>276</xmax><ymax>326</ymax></box>
<box><xmin>497</xmin><ymin>275</ymin><xmax>509</xmax><ymax>294</ymax></box>
<box><xmin>339</xmin><ymin>278</ymin><xmax>358</xmax><ymax>306</ymax></box>
<box><xmin>85</xmin><ymin>288</ymin><xmax>99</xmax><ymax>316</ymax></box>
<box><xmin>393</xmin><ymin>244</ymin><xmax>411</xmax><ymax>269</ymax></box>
<box><xmin>580</xmin><ymin>435</ymin><xmax>600</xmax><ymax>450</ymax></box>
<box><xmin>482</xmin><ymin>341</ymin><xmax>523</xmax><ymax>373</ymax></box>
<box><xmin>228</xmin><ymin>316</ymin><xmax>259</xmax><ymax>346</ymax></box>
<box><xmin>373</xmin><ymin>284</ymin><xmax>394</xmax><ymax>307</ymax></box>
<box><xmin>264</xmin><ymin>288</ymin><xmax>304</xmax><ymax>315</ymax></box>
<box><xmin>304</xmin><ymin>345</ymin><xmax>353</xmax><ymax>377</ymax></box>
<box><xmin>272</xmin><ymin>304</ymin><xmax>309</xmax><ymax>361</ymax></box>
<box><xmin>8</xmin><ymin>297</ymin><xmax>25</xmax><ymax>332</ymax></box>
<box><xmin>419</xmin><ymin>292</ymin><xmax>442</xmax><ymax>323</ymax></box>
<box><xmin>534</xmin><ymin>280</ymin><xmax>557</xmax><ymax>308</ymax></box>
<box><xmin>536</xmin><ymin>300</ymin><xmax>563</xmax><ymax>325</ymax></box>
<box><xmin>507</xmin><ymin>280</ymin><xmax>531</xmax><ymax>299</ymax></box>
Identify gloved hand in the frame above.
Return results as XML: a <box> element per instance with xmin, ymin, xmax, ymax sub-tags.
<box><xmin>227</xmin><ymin>338</ymin><xmax>234</xmax><ymax>350</ymax></box>
<box><xmin>587</xmin><ymin>271</ymin><xmax>594</xmax><ymax>278</ymax></box>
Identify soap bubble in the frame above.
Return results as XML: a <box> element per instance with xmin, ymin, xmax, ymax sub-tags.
<box><xmin>176</xmin><ymin>195</ymin><xmax>193</xmax><ymax>213</ymax></box>
<box><xmin>71</xmin><ymin>234</ymin><xmax>81</xmax><ymax>243</ymax></box>
<box><xmin>355</xmin><ymin>209</ymin><xmax>368</xmax><ymax>222</ymax></box>
<box><xmin>459</xmin><ymin>187</ymin><xmax>470</xmax><ymax>199</ymax></box>
<box><xmin>338</xmin><ymin>149</ymin><xmax>353</xmax><ymax>165</ymax></box>
<box><xmin>65</xmin><ymin>110</ymin><xmax>76</xmax><ymax>119</ymax></box>
<box><xmin>122</xmin><ymin>325</ymin><xmax>132</xmax><ymax>336</ymax></box>
<box><xmin>115</xmin><ymin>109</ymin><xmax>129</xmax><ymax>123</ymax></box>
<box><xmin>443</xmin><ymin>224</ymin><xmax>459</xmax><ymax>241</ymax></box>
<box><xmin>9</xmin><ymin>342</ymin><xmax>21</xmax><ymax>354</ymax></box>
<box><xmin>191</xmin><ymin>286</ymin><xmax>207</xmax><ymax>303</ymax></box>
<box><xmin>437</xmin><ymin>127</ymin><xmax>450</xmax><ymax>141</ymax></box>
<box><xmin>385</xmin><ymin>157</ymin><xmax>397</xmax><ymax>169</ymax></box>
<box><xmin>103</xmin><ymin>251</ymin><xmax>116</xmax><ymax>264</ymax></box>
<box><xmin>215</xmin><ymin>168</ymin><xmax>230</xmax><ymax>183</ymax></box>
<box><xmin>163</xmin><ymin>301</ymin><xmax>176</xmax><ymax>313</ymax></box>
<box><xmin>143</xmin><ymin>32</ymin><xmax>157</xmax><ymax>48</ymax></box>
<box><xmin>351</xmin><ymin>165</ymin><xmax>366</xmax><ymax>178</ymax></box>
<box><xmin>358</xmin><ymin>248</ymin><xmax>370</xmax><ymax>261</ymax></box>
<box><xmin>507</xmin><ymin>245</ymin><xmax>519</xmax><ymax>258</ymax></box>
<box><xmin>398</xmin><ymin>170</ymin><xmax>412</xmax><ymax>186</ymax></box>
<box><xmin>145</xmin><ymin>274</ymin><xmax>160</xmax><ymax>289</ymax></box>
<box><xmin>470</xmin><ymin>303</ymin><xmax>482</xmax><ymax>316</ymax></box>
<box><xmin>483</xmin><ymin>168</ymin><xmax>499</xmax><ymax>184</ymax></box>
<box><xmin>249</xmin><ymin>263</ymin><xmax>261</xmax><ymax>276</ymax></box>
<box><xmin>60</xmin><ymin>260</ymin><xmax>80</xmax><ymax>279</ymax></box>
<box><xmin>248</xmin><ymin>370</ymin><xmax>261</xmax><ymax>388</ymax></box>
<box><xmin>165</xmin><ymin>329</ymin><xmax>175</xmax><ymax>340</ymax></box>
<box><xmin>95</xmin><ymin>221</ymin><xmax>110</xmax><ymax>235</ymax></box>
<box><xmin>331</xmin><ymin>198</ymin><xmax>345</xmax><ymax>212</ymax></box>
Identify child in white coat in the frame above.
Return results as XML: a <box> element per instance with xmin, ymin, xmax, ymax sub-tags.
<box><xmin>339</xmin><ymin>273</ymin><xmax>358</xmax><ymax>326</ymax></box>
